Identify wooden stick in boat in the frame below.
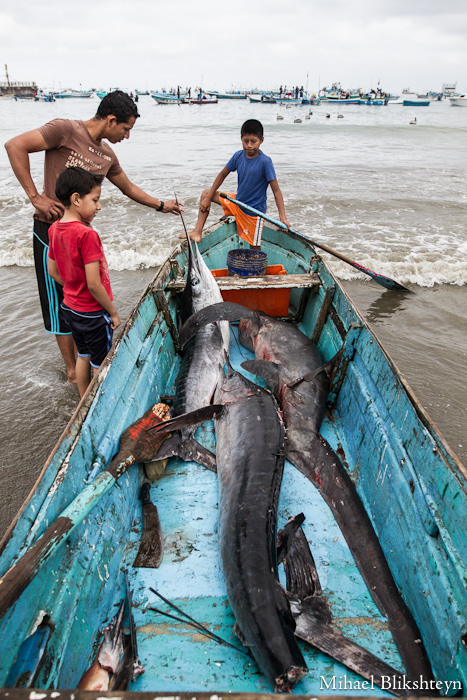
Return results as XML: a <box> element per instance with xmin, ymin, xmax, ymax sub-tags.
<box><xmin>0</xmin><ymin>402</ymin><xmax>220</xmax><ymax>620</ymax></box>
<box><xmin>219</xmin><ymin>192</ymin><xmax>410</xmax><ymax>292</ymax></box>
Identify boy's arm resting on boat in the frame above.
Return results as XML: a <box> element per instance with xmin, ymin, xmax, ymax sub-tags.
<box><xmin>269</xmin><ymin>178</ymin><xmax>291</xmax><ymax>230</ymax></box>
<box><xmin>4</xmin><ymin>130</ymin><xmax>65</xmax><ymax>220</ymax></box>
<box><xmin>106</xmin><ymin>170</ymin><xmax>182</xmax><ymax>215</ymax></box>
<box><xmin>85</xmin><ymin>261</ymin><xmax>121</xmax><ymax>329</ymax></box>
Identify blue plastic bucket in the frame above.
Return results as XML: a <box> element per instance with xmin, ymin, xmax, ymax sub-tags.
<box><xmin>226</xmin><ymin>249</ymin><xmax>268</xmax><ymax>277</ymax></box>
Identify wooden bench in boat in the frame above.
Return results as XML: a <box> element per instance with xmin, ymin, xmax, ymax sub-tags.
<box><xmin>165</xmin><ymin>271</ymin><xmax>320</xmax><ymax>292</ymax></box>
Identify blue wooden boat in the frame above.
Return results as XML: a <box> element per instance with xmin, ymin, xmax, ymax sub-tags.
<box><xmin>0</xmin><ymin>217</ymin><xmax>466</xmax><ymax>697</ymax></box>
<box><xmin>151</xmin><ymin>92</ymin><xmax>183</xmax><ymax>104</ymax></box>
<box><xmin>403</xmin><ymin>100</ymin><xmax>430</xmax><ymax>107</ymax></box>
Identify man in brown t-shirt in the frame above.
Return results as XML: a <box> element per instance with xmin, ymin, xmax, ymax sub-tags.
<box><xmin>5</xmin><ymin>91</ymin><xmax>182</xmax><ymax>385</ymax></box>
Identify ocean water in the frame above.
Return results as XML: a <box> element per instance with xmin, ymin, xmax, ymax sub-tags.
<box><xmin>0</xmin><ymin>95</ymin><xmax>466</xmax><ymax>537</ymax></box>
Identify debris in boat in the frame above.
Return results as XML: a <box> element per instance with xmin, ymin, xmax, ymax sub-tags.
<box><xmin>148</xmin><ymin>588</ymin><xmax>250</xmax><ymax>657</ymax></box>
<box><xmin>78</xmin><ymin>577</ymin><xmax>144</xmax><ymax>691</ymax></box>
<box><xmin>279</xmin><ymin>515</ymin><xmax>428</xmax><ymax>697</ymax></box>
<box><xmin>0</xmin><ymin>402</ymin><xmax>175</xmax><ymax>621</ymax></box>
<box><xmin>78</xmin><ymin>600</ymin><xmax>125</xmax><ymax>690</ymax></box>
<box><xmin>133</xmin><ymin>482</ymin><xmax>164</xmax><ymax>568</ymax></box>
<box><xmin>4</xmin><ymin>613</ymin><xmax>52</xmax><ymax>688</ymax></box>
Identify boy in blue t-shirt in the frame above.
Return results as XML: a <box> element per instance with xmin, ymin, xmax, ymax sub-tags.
<box><xmin>185</xmin><ymin>119</ymin><xmax>290</xmax><ymax>247</ymax></box>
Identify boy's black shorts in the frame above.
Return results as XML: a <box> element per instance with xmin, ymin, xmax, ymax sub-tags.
<box><xmin>33</xmin><ymin>219</ymin><xmax>71</xmax><ymax>335</ymax></box>
<box><xmin>61</xmin><ymin>304</ymin><xmax>113</xmax><ymax>369</ymax></box>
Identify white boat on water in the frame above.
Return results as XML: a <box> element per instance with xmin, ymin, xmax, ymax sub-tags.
<box><xmin>247</xmin><ymin>93</ymin><xmax>276</xmax><ymax>103</ymax></box>
<box><xmin>54</xmin><ymin>89</ymin><xmax>94</xmax><ymax>99</ymax></box>
<box><xmin>449</xmin><ymin>94</ymin><xmax>467</xmax><ymax>106</ymax></box>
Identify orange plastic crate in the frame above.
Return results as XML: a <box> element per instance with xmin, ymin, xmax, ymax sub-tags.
<box><xmin>211</xmin><ymin>264</ymin><xmax>290</xmax><ymax>316</ymax></box>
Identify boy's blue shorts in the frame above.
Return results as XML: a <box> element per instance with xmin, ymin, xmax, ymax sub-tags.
<box><xmin>61</xmin><ymin>304</ymin><xmax>113</xmax><ymax>369</ymax></box>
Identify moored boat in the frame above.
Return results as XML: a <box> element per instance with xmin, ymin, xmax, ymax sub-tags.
<box><xmin>449</xmin><ymin>94</ymin><xmax>467</xmax><ymax>106</ymax></box>
<box><xmin>181</xmin><ymin>96</ymin><xmax>218</xmax><ymax>104</ymax></box>
<box><xmin>151</xmin><ymin>92</ymin><xmax>183</xmax><ymax>104</ymax></box>
<box><xmin>0</xmin><ymin>217</ymin><xmax>466</xmax><ymax>696</ymax></box>
<box><xmin>206</xmin><ymin>90</ymin><xmax>246</xmax><ymax>99</ymax></box>
<box><xmin>247</xmin><ymin>93</ymin><xmax>276</xmax><ymax>103</ymax></box>
<box><xmin>54</xmin><ymin>89</ymin><xmax>94</xmax><ymax>99</ymax></box>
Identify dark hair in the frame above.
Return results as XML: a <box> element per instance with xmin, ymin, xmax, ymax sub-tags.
<box><xmin>241</xmin><ymin>119</ymin><xmax>264</xmax><ymax>139</ymax></box>
<box><xmin>96</xmin><ymin>90</ymin><xmax>140</xmax><ymax>123</ymax></box>
<box><xmin>55</xmin><ymin>166</ymin><xmax>104</xmax><ymax>207</ymax></box>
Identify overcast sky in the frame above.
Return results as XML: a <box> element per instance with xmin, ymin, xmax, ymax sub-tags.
<box><xmin>1</xmin><ymin>0</ymin><xmax>465</xmax><ymax>94</ymax></box>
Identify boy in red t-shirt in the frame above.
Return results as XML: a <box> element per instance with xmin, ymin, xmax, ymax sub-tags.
<box><xmin>48</xmin><ymin>166</ymin><xmax>121</xmax><ymax>398</ymax></box>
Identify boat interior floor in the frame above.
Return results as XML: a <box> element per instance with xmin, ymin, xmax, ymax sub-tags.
<box><xmin>111</xmin><ymin>325</ymin><xmax>402</xmax><ymax>695</ymax></box>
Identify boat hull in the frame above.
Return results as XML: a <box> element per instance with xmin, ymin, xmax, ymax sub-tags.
<box><xmin>0</xmin><ymin>218</ymin><xmax>465</xmax><ymax>695</ymax></box>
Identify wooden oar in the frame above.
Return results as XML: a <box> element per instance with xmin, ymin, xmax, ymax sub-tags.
<box><xmin>219</xmin><ymin>192</ymin><xmax>410</xmax><ymax>292</ymax></box>
<box><xmin>0</xmin><ymin>402</ymin><xmax>220</xmax><ymax>620</ymax></box>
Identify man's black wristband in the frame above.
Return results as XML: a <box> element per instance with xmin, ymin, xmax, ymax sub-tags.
<box><xmin>156</xmin><ymin>201</ymin><xmax>164</xmax><ymax>212</ymax></box>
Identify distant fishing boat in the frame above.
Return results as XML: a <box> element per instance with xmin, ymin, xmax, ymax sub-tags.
<box><xmin>403</xmin><ymin>99</ymin><xmax>430</xmax><ymax>107</ymax></box>
<box><xmin>151</xmin><ymin>92</ymin><xmax>182</xmax><ymax>104</ymax></box>
<box><xmin>206</xmin><ymin>90</ymin><xmax>246</xmax><ymax>99</ymax></box>
<box><xmin>181</xmin><ymin>96</ymin><xmax>218</xmax><ymax>104</ymax></box>
<box><xmin>0</xmin><ymin>214</ymin><xmax>465</xmax><ymax>696</ymax></box>
<box><xmin>449</xmin><ymin>94</ymin><xmax>467</xmax><ymax>106</ymax></box>
<box><xmin>34</xmin><ymin>93</ymin><xmax>56</xmax><ymax>102</ymax></box>
<box><xmin>54</xmin><ymin>89</ymin><xmax>94</xmax><ymax>99</ymax></box>
<box><xmin>358</xmin><ymin>98</ymin><xmax>387</xmax><ymax>105</ymax></box>
<box><xmin>247</xmin><ymin>93</ymin><xmax>276</xmax><ymax>103</ymax></box>
<box><xmin>390</xmin><ymin>90</ymin><xmax>430</xmax><ymax>106</ymax></box>
<box><xmin>275</xmin><ymin>96</ymin><xmax>311</xmax><ymax>105</ymax></box>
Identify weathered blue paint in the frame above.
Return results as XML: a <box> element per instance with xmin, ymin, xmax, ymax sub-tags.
<box><xmin>0</xmin><ymin>218</ymin><xmax>465</xmax><ymax>696</ymax></box>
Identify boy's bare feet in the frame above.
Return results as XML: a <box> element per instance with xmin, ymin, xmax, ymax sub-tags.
<box><xmin>178</xmin><ymin>229</ymin><xmax>203</xmax><ymax>242</ymax></box>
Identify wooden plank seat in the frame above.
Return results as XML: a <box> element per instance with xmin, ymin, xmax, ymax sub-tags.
<box><xmin>166</xmin><ymin>271</ymin><xmax>320</xmax><ymax>292</ymax></box>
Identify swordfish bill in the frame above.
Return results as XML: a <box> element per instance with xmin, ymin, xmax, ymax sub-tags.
<box><xmin>214</xmin><ymin>362</ymin><xmax>308</xmax><ymax>692</ymax></box>
<box><xmin>178</xmin><ymin>302</ymin><xmax>434</xmax><ymax>683</ymax></box>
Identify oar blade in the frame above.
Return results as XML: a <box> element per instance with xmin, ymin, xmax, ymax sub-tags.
<box><xmin>351</xmin><ymin>262</ymin><xmax>411</xmax><ymax>292</ymax></box>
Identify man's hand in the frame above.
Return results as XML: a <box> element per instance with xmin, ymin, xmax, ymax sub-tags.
<box><xmin>162</xmin><ymin>199</ymin><xmax>184</xmax><ymax>215</ymax></box>
<box><xmin>31</xmin><ymin>193</ymin><xmax>64</xmax><ymax>221</ymax></box>
<box><xmin>280</xmin><ymin>215</ymin><xmax>291</xmax><ymax>231</ymax></box>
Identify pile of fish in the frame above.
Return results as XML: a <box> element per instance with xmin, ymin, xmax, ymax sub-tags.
<box><xmin>143</xmin><ymin>233</ymin><xmax>433</xmax><ymax>694</ymax></box>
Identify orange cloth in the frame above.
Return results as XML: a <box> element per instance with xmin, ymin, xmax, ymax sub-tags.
<box><xmin>220</xmin><ymin>193</ymin><xmax>265</xmax><ymax>246</ymax></box>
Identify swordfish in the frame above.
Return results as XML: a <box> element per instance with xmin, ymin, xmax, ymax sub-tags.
<box><xmin>178</xmin><ymin>302</ymin><xmax>434</xmax><ymax>684</ymax></box>
<box><xmin>155</xmin><ymin>234</ymin><xmax>229</xmax><ymax>469</ymax></box>
<box><xmin>214</xmin><ymin>361</ymin><xmax>308</xmax><ymax>692</ymax></box>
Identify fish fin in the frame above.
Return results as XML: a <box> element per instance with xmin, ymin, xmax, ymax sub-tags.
<box><xmin>241</xmin><ymin>359</ymin><xmax>283</xmax><ymax>393</ymax></box>
<box><xmin>293</xmin><ymin>598</ymin><xmax>418</xmax><ymax>696</ymax></box>
<box><xmin>288</xmin><ymin>435</ymin><xmax>434</xmax><ymax>682</ymax></box>
<box><xmin>108</xmin><ymin>634</ymin><xmax>132</xmax><ymax>691</ymax></box>
<box><xmin>277</xmin><ymin>516</ymin><xmax>324</xmax><ymax>603</ymax></box>
<box><xmin>233</xmin><ymin>622</ymin><xmax>248</xmax><ymax>646</ymax></box>
<box><xmin>155</xmin><ymin>434</ymin><xmax>217</xmax><ymax>472</ymax></box>
<box><xmin>179</xmin><ymin>301</ymin><xmax>258</xmax><ymax>346</ymax></box>
<box><xmin>147</xmin><ymin>404</ymin><xmax>223</xmax><ymax>434</ymax></box>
